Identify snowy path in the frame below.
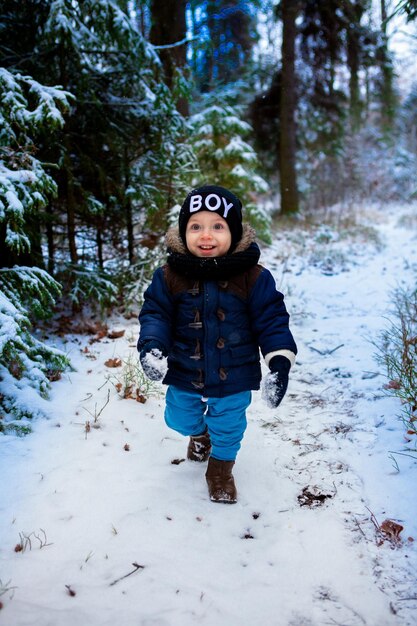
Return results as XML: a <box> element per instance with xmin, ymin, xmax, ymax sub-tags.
<box><xmin>1</xmin><ymin>204</ymin><xmax>416</xmax><ymax>626</ymax></box>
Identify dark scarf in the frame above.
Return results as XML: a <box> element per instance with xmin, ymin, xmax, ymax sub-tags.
<box><xmin>164</xmin><ymin>224</ymin><xmax>260</xmax><ymax>280</ymax></box>
<box><xmin>167</xmin><ymin>242</ymin><xmax>261</xmax><ymax>280</ymax></box>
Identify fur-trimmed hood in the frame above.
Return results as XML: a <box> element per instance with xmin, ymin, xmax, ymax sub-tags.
<box><xmin>165</xmin><ymin>223</ymin><xmax>257</xmax><ymax>256</ymax></box>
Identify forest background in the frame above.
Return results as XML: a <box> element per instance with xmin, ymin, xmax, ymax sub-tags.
<box><xmin>1</xmin><ymin>0</ymin><xmax>417</xmax><ymax>431</ymax></box>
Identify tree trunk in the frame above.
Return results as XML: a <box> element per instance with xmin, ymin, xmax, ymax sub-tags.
<box><xmin>63</xmin><ymin>154</ymin><xmax>78</xmax><ymax>265</ymax></box>
<box><xmin>46</xmin><ymin>203</ymin><xmax>55</xmax><ymax>274</ymax></box>
<box><xmin>124</xmin><ymin>147</ymin><xmax>135</xmax><ymax>265</ymax></box>
<box><xmin>279</xmin><ymin>0</ymin><xmax>299</xmax><ymax>215</ymax></box>
<box><xmin>346</xmin><ymin>2</ymin><xmax>365</xmax><ymax>131</ymax></box>
<box><xmin>379</xmin><ymin>0</ymin><xmax>396</xmax><ymax>131</ymax></box>
<box><xmin>204</xmin><ymin>1</ymin><xmax>216</xmax><ymax>93</ymax></box>
<box><xmin>97</xmin><ymin>224</ymin><xmax>103</xmax><ymax>270</ymax></box>
<box><xmin>150</xmin><ymin>0</ymin><xmax>189</xmax><ymax>115</ymax></box>
<box><xmin>347</xmin><ymin>26</ymin><xmax>361</xmax><ymax>130</ymax></box>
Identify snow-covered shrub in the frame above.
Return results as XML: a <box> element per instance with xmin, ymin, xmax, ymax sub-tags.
<box><xmin>55</xmin><ymin>264</ymin><xmax>118</xmax><ymax>313</ymax></box>
<box><xmin>376</xmin><ymin>284</ymin><xmax>417</xmax><ymax>454</ymax></box>
<box><xmin>189</xmin><ymin>101</ymin><xmax>271</xmax><ymax>241</ymax></box>
<box><xmin>131</xmin><ymin>82</ymin><xmax>199</xmax><ymax>234</ymax></box>
<box><xmin>0</xmin><ymin>68</ymin><xmax>72</xmax><ymax>431</ymax></box>
<box><xmin>0</xmin><ymin>267</ymin><xmax>70</xmax><ymax>432</ymax></box>
<box><xmin>117</xmin><ymin>242</ymin><xmax>166</xmax><ymax>313</ymax></box>
<box><xmin>0</xmin><ymin>68</ymin><xmax>72</xmax><ymax>255</ymax></box>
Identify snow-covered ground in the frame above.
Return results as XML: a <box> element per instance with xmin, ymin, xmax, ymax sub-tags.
<box><xmin>1</xmin><ymin>202</ymin><xmax>416</xmax><ymax>626</ymax></box>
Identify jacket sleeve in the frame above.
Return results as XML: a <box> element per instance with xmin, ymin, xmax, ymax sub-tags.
<box><xmin>137</xmin><ymin>267</ymin><xmax>174</xmax><ymax>353</ymax></box>
<box><xmin>248</xmin><ymin>268</ymin><xmax>297</xmax><ymax>364</ymax></box>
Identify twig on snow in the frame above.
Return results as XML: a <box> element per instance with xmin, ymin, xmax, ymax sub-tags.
<box><xmin>389</xmin><ymin>450</ymin><xmax>417</xmax><ymax>461</ymax></box>
<box><xmin>353</xmin><ymin>517</ymin><xmax>366</xmax><ymax>538</ymax></box>
<box><xmin>309</xmin><ymin>343</ymin><xmax>345</xmax><ymax>356</ymax></box>
<box><xmin>83</xmin><ymin>388</ymin><xmax>110</xmax><ymax>423</ymax></box>
<box><xmin>109</xmin><ymin>562</ymin><xmax>145</xmax><ymax>587</ymax></box>
<box><xmin>366</xmin><ymin>506</ymin><xmax>381</xmax><ymax>532</ymax></box>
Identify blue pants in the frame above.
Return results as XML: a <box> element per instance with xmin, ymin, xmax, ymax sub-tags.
<box><xmin>164</xmin><ymin>386</ymin><xmax>251</xmax><ymax>461</ymax></box>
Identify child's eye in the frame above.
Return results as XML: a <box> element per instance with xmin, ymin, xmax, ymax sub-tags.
<box><xmin>189</xmin><ymin>224</ymin><xmax>201</xmax><ymax>231</ymax></box>
<box><xmin>213</xmin><ymin>223</ymin><xmax>224</xmax><ymax>230</ymax></box>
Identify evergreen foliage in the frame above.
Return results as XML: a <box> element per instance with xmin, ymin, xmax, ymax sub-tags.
<box><xmin>0</xmin><ymin>67</ymin><xmax>71</xmax><ymax>429</ymax></box>
<box><xmin>0</xmin><ymin>68</ymin><xmax>72</xmax><ymax>263</ymax></box>
<box><xmin>55</xmin><ymin>264</ymin><xmax>118</xmax><ymax>313</ymax></box>
<box><xmin>1</xmin><ymin>0</ymin><xmax>192</xmax><ymax>270</ymax></box>
<box><xmin>0</xmin><ymin>266</ymin><xmax>69</xmax><ymax>421</ymax></box>
<box><xmin>377</xmin><ymin>283</ymin><xmax>417</xmax><ymax>454</ymax></box>
<box><xmin>396</xmin><ymin>0</ymin><xmax>417</xmax><ymax>21</ymax></box>
<box><xmin>190</xmin><ymin>97</ymin><xmax>270</xmax><ymax>239</ymax></box>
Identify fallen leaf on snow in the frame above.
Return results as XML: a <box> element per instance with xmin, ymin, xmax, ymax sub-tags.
<box><xmin>105</xmin><ymin>358</ymin><xmax>122</xmax><ymax>368</ymax></box>
<box><xmin>136</xmin><ymin>390</ymin><xmax>146</xmax><ymax>403</ymax></box>
<box><xmin>380</xmin><ymin>519</ymin><xmax>404</xmax><ymax>542</ymax></box>
<box><xmin>108</xmin><ymin>329</ymin><xmax>125</xmax><ymax>339</ymax></box>
<box><xmin>298</xmin><ymin>485</ymin><xmax>335</xmax><ymax>508</ymax></box>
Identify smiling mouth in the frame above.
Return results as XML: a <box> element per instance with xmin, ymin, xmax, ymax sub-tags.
<box><xmin>199</xmin><ymin>245</ymin><xmax>215</xmax><ymax>250</ymax></box>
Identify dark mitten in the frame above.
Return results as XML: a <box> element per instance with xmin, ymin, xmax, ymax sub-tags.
<box><xmin>263</xmin><ymin>355</ymin><xmax>291</xmax><ymax>408</ymax></box>
<box><xmin>139</xmin><ymin>340</ymin><xmax>167</xmax><ymax>381</ymax></box>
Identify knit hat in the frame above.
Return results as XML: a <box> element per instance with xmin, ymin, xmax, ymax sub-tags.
<box><xmin>179</xmin><ymin>185</ymin><xmax>243</xmax><ymax>252</ymax></box>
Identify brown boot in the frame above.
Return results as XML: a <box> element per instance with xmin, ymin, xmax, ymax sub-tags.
<box><xmin>187</xmin><ymin>430</ymin><xmax>212</xmax><ymax>462</ymax></box>
<box><xmin>205</xmin><ymin>457</ymin><xmax>237</xmax><ymax>503</ymax></box>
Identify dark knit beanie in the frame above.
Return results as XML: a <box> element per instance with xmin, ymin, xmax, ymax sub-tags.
<box><xmin>179</xmin><ymin>185</ymin><xmax>243</xmax><ymax>252</ymax></box>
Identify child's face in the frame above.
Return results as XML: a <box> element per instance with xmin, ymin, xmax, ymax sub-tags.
<box><xmin>185</xmin><ymin>211</ymin><xmax>232</xmax><ymax>257</ymax></box>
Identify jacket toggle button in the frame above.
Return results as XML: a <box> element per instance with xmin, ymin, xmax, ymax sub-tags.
<box><xmin>218</xmin><ymin>368</ymin><xmax>228</xmax><ymax>381</ymax></box>
<box><xmin>216</xmin><ymin>308</ymin><xmax>226</xmax><ymax>321</ymax></box>
<box><xmin>216</xmin><ymin>337</ymin><xmax>225</xmax><ymax>349</ymax></box>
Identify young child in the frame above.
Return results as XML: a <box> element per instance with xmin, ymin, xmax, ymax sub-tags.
<box><xmin>138</xmin><ymin>185</ymin><xmax>297</xmax><ymax>504</ymax></box>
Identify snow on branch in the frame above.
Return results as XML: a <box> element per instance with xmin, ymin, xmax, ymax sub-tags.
<box><xmin>0</xmin><ymin>267</ymin><xmax>70</xmax><ymax>430</ymax></box>
<box><xmin>0</xmin><ymin>68</ymin><xmax>73</xmax><ymax>254</ymax></box>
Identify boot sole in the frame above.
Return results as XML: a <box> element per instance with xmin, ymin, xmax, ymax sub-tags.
<box><xmin>210</xmin><ymin>497</ymin><xmax>237</xmax><ymax>504</ymax></box>
<box><xmin>210</xmin><ymin>493</ymin><xmax>237</xmax><ymax>504</ymax></box>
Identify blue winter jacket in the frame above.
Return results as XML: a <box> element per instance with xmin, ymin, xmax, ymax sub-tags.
<box><xmin>138</xmin><ymin>226</ymin><xmax>297</xmax><ymax>397</ymax></box>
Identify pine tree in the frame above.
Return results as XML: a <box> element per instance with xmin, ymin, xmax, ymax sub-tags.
<box><xmin>189</xmin><ymin>97</ymin><xmax>270</xmax><ymax>239</ymax></box>
<box><xmin>1</xmin><ymin>1</ymin><xmax>193</xmax><ymax>295</ymax></box>
<box><xmin>0</xmin><ymin>68</ymin><xmax>71</xmax><ymax>430</ymax></box>
<box><xmin>279</xmin><ymin>0</ymin><xmax>299</xmax><ymax>214</ymax></box>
